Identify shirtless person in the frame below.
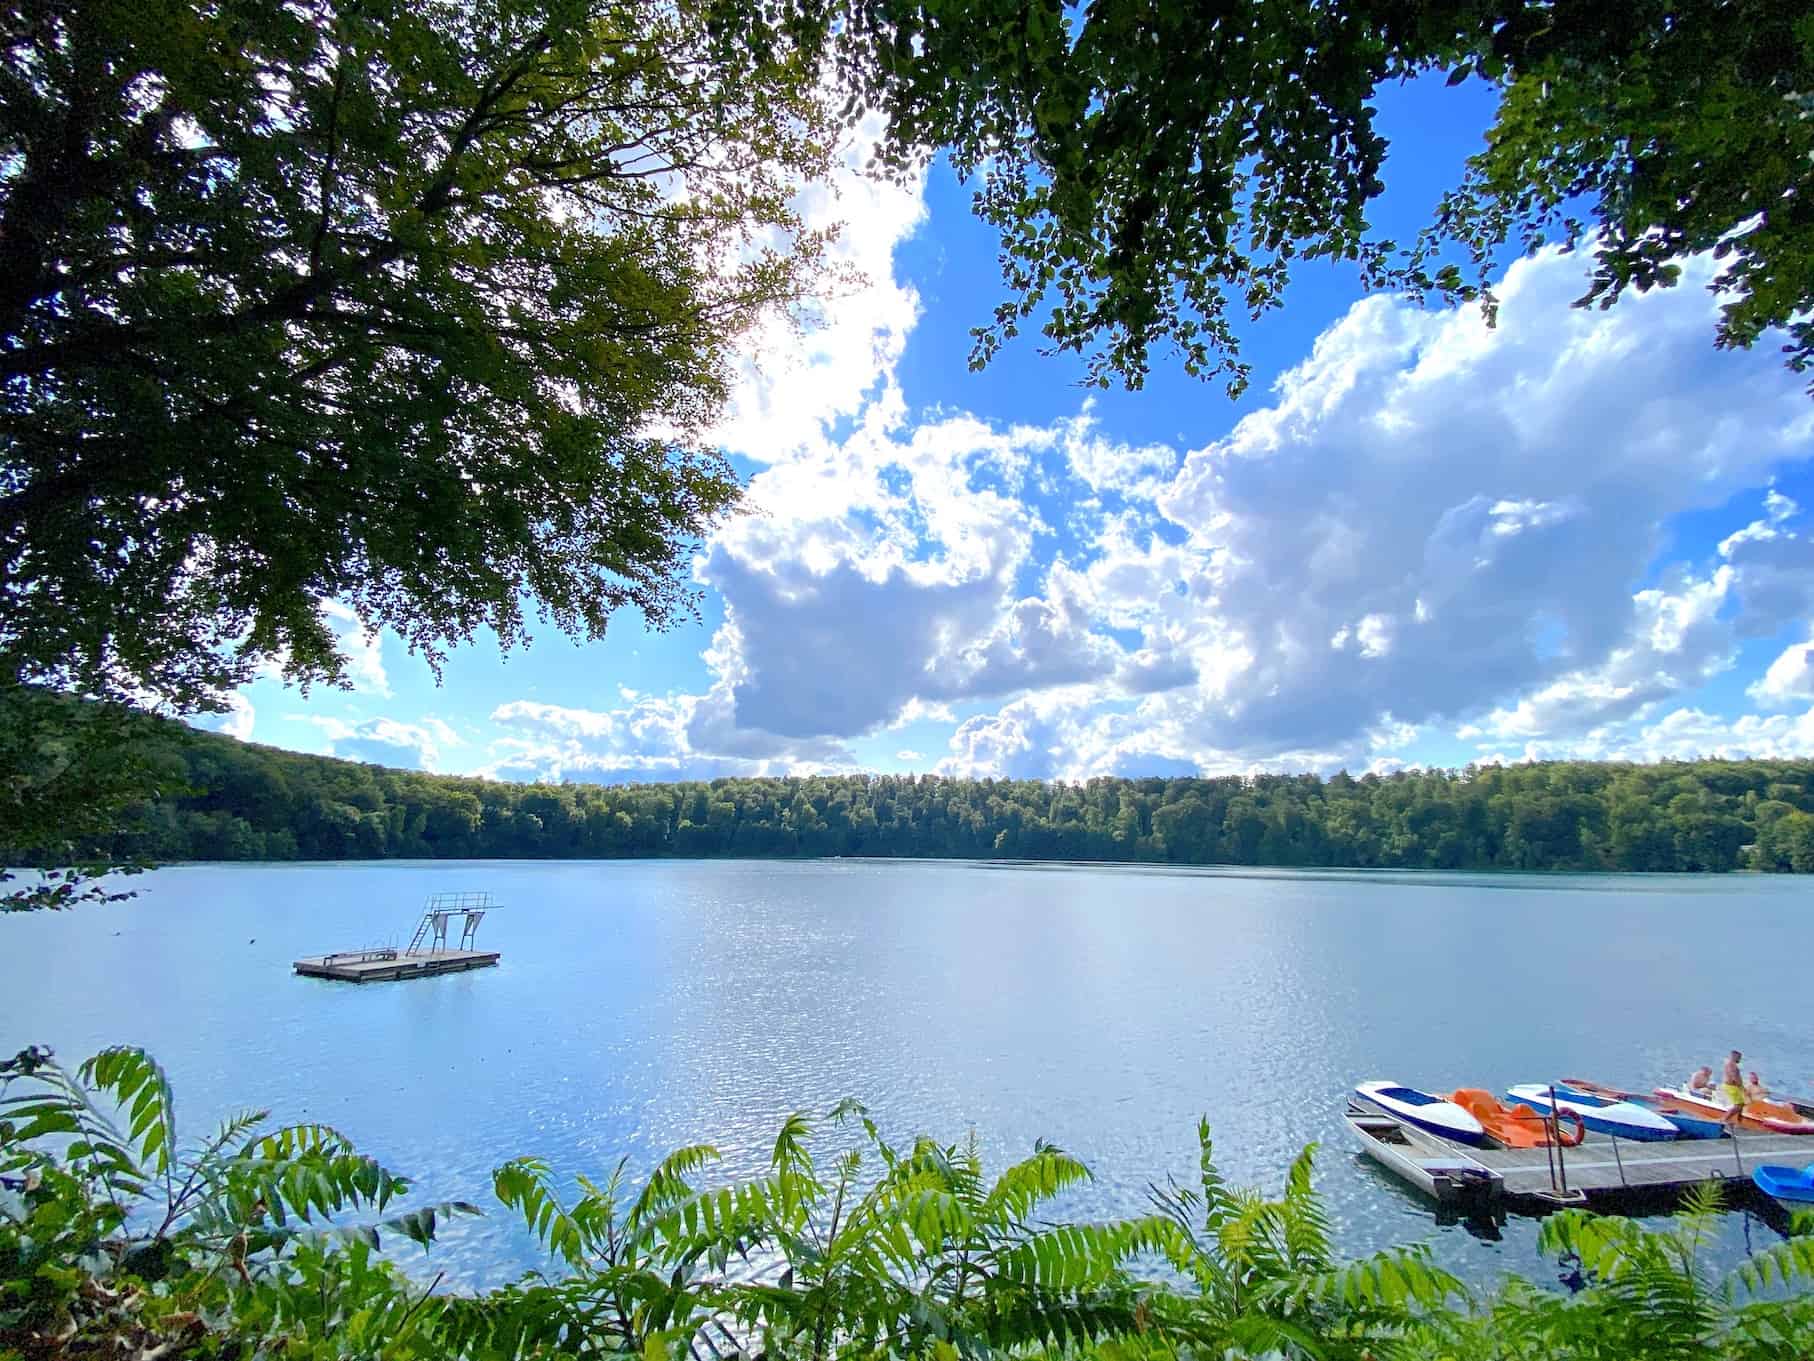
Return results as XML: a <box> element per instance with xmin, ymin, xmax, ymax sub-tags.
<box><xmin>1688</xmin><ymin>1065</ymin><xmax>1714</xmax><ymax>1096</ymax></box>
<box><xmin>1721</xmin><ymin>1050</ymin><xmax>1747</xmax><ymax>1124</ymax></box>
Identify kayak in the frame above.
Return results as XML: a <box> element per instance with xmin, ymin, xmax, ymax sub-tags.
<box><xmin>1354</xmin><ymin>1081</ymin><xmax>1488</xmax><ymax>1146</ymax></box>
<box><xmin>1556</xmin><ymin>1077</ymin><xmax>1727</xmax><ymax>1140</ymax></box>
<box><xmin>1752</xmin><ymin>1163</ymin><xmax>1814</xmax><ymax>1204</ymax></box>
<box><xmin>1652</xmin><ymin>1085</ymin><xmax>1814</xmax><ymax>1135</ymax></box>
<box><xmin>1507</xmin><ymin>1084</ymin><xmax>1678</xmax><ymax>1141</ymax></box>
<box><xmin>1451</xmin><ymin>1088</ymin><xmax>1585</xmax><ymax>1149</ymax></box>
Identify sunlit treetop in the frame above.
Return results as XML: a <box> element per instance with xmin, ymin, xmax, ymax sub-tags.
<box><xmin>1</xmin><ymin>0</ymin><xmax>840</xmax><ymax>708</ymax></box>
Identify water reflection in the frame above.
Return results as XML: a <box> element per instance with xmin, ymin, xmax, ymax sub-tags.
<box><xmin>1</xmin><ymin>857</ymin><xmax>1808</xmax><ymax>1288</ymax></box>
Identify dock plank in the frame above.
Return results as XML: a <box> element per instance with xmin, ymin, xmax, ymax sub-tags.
<box><xmin>1477</xmin><ymin>1129</ymin><xmax>1801</xmax><ymax>1201</ymax></box>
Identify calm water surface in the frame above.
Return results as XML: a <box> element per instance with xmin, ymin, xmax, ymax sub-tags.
<box><xmin>3</xmin><ymin>859</ymin><xmax>1810</xmax><ymax>1287</ymax></box>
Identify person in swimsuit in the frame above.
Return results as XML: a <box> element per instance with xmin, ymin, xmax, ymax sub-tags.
<box><xmin>1688</xmin><ymin>1065</ymin><xmax>1714</xmax><ymax>1096</ymax></box>
<box><xmin>1721</xmin><ymin>1050</ymin><xmax>1747</xmax><ymax>1124</ymax></box>
<box><xmin>1745</xmin><ymin>1071</ymin><xmax>1769</xmax><ymax>1102</ymax></box>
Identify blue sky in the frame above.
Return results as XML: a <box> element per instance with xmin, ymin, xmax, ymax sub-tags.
<box><xmin>201</xmin><ymin>76</ymin><xmax>1814</xmax><ymax>782</ymax></box>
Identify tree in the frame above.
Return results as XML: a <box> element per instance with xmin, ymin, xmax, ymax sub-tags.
<box><xmin>1</xmin><ymin>0</ymin><xmax>837</xmax><ymax>709</ymax></box>
<box><xmin>0</xmin><ymin>685</ymin><xmax>177</xmax><ymax>910</ymax></box>
<box><xmin>833</xmin><ymin>0</ymin><xmax>1814</xmax><ymax>394</ymax></box>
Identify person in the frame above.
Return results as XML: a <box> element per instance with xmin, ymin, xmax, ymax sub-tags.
<box><xmin>1745</xmin><ymin>1070</ymin><xmax>1769</xmax><ymax>1102</ymax></box>
<box><xmin>1721</xmin><ymin>1050</ymin><xmax>1747</xmax><ymax>1124</ymax></box>
<box><xmin>1688</xmin><ymin>1065</ymin><xmax>1714</xmax><ymax>1096</ymax></box>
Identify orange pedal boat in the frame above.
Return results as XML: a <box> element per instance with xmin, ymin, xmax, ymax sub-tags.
<box><xmin>1652</xmin><ymin>1085</ymin><xmax>1814</xmax><ymax>1135</ymax></box>
<box><xmin>1451</xmin><ymin>1089</ymin><xmax>1586</xmax><ymax>1148</ymax></box>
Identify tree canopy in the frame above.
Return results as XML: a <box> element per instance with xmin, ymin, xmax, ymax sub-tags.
<box><xmin>1</xmin><ymin>0</ymin><xmax>836</xmax><ymax>708</ymax></box>
<box><xmin>835</xmin><ymin>0</ymin><xmax>1814</xmax><ymax>394</ymax></box>
<box><xmin>8</xmin><ymin>0</ymin><xmax>1807</xmax><ymax>707</ymax></box>
<box><xmin>18</xmin><ymin>716</ymin><xmax>1814</xmax><ymax>876</ymax></box>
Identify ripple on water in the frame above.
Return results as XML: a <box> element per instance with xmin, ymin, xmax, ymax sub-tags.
<box><xmin>1</xmin><ymin>858</ymin><xmax>1808</xmax><ymax>1289</ymax></box>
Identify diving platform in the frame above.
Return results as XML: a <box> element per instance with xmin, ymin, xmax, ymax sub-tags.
<box><xmin>295</xmin><ymin>893</ymin><xmax>499</xmax><ymax>983</ymax></box>
<box><xmin>1347</xmin><ymin>1099</ymin><xmax>1811</xmax><ymax>1213</ymax></box>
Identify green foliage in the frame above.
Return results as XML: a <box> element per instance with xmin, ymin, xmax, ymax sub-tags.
<box><xmin>0</xmin><ymin>684</ymin><xmax>180</xmax><ymax>911</ymax></box>
<box><xmin>1423</xmin><ymin>2</ymin><xmax>1814</xmax><ymax>392</ymax></box>
<box><xmin>0</xmin><ymin>1045</ymin><xmax>475</xmax><ymax>1358</ymax></box>
<box><xmin>1</xmin><ymin>0</ymin><xmax>838</xmax><ymax>711</ymax></box>
<box><xmin>1146</xmin><ymin>1123</ymin><xmax>1464</xmax><ymax>1358</ymax></box>
<box><xmin>822</xmin><ymin>0</ymin><xmax>1813</xmax><ymax>393</ymax></box>
<box><xmin>5</xmin><ymin>1047</ymin><xmax>1814</xmax><ymax>1359</ymax></box>
<box><xmin>1401</xmin><ymin>1183</ymin><xmax>1814</xmax><ymax>1360</ymax></box>
<box><xmin>28</xmin><ymin>711</ymin><xmax>1814</xmax><ymax>875</ymax></box>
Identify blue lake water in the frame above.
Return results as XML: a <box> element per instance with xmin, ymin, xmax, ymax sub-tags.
<box><xmin>3</xmin><ymin>859</ymin><xmax>1810</xmax><ymax>1288</ymax></box>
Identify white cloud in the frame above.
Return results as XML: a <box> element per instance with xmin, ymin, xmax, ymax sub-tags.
<box><xmin>710</xmin><ymin>117</ymin><xmax>927</xmax><ymax>462</ymax></box>
<box><xmin>270</xmin><ymin>233</ymin><xmax>1814</xmax><ymax>783</ymax></box>
<box><xmin>188</xmin><ymin>692</ymin><xmax>255</xmax><ymax>741</ymax></box>
<box><xmin>1750</xmin><ymin>638</ymin><xmax>1814</xmax><ymax>706</ymax></box>
<box><xmin>1049</xmin><ymin>246</ymin><xmax>1812</xmax><ymax>772</ymax></box>
<box><xmin>310</xmin><ymin>601</ymin><xmax>391</xmax><ymax>697</ymax></box>
<box><xmin>1058</xmin><ymin>404</ymin><xmax>1179</xmax><ymax>499</ymax></box>
<box><xmin>250</xmin><ymin>599</ymin><xmax>391</xmax><ymax>698</ymax></box>
<box><xmin>886</xmin><ymin>698</ymin><xmax>955</xmax><ymax>729</ymax></box>
<box><xmin>895</xmin><ymin>749</ymin><xmax>922</xmax><ymax>762</ymax></box>
<box><xmin>676</xmin><ymin>236</ymin><xmax>1812</xmax><ymax>778</ymax></box>
<box><xmin>486</xmin><ymin>689</ymin><xmax>854</xmax><ymax>783</ymax></box>
<box><xmin>1504</xmin><ymin>704</ymin><xmax>1814</xmax><ymax>764</ymax></box>
<box><xmin>296</xmin><ymin>715</ymin><xmax>455</xmax><ymax>770</ymax></box>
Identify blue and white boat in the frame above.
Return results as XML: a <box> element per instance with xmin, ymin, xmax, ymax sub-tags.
<box><xmin>1555</xmin><ymin>1078</ymin><xmax>1727</xmax><ymax>1140</ymax></box>
<box><xmin>1752</xmin><ymin>1163</ymin><xmax>1814</xmax><ymax>1205</ymax></box>
<box><xmin>1508</xmin><ymin>1083</ymin><xmax>1678</xmax><ymax>1142</ymax></box>
<box><xmin>1354</xmin><ymin>1081</ymin><xmax>1487</xmax><ymax>1146</ymax></box>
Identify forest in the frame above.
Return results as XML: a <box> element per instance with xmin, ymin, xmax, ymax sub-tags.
<box><xmin>31</xmin><ymin>719</ymin><xmax>1814</xmax><ymax>874</ymax></box>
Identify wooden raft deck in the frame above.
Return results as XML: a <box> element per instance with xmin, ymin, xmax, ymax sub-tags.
<box><xmin>293</xmin><ymin>948</ymin><xmax>500</xmax><ymax>983</ymax></box>
<box><xmin>1479</xmin><ymin>1128</ymin><xmax>1808</xmax><ymax>1205</ymax></box>
<box><xmin>1347</xmin><ymin>1100</ymin><xmax>1811</xmax><ymax>1211</ymax></box>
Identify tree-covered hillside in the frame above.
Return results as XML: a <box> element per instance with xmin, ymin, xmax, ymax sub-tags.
<box><xmin>23</xmin><ymin>720</ymin><xmax>1814</xmax><ymax>873</ymax></box>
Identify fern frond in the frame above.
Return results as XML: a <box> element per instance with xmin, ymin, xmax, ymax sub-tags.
<box><xmin>78</xmin><ymin>1047</ymin><xmax>176</xmax><ymax>1179</ymax></box>
<box><xmin>494</xmin><ymin>1157</ymin><xmax>589</xmax><ymax>1267</ymax></box>
<box><xmin>632</xmin><ymin>1142</ymin><xmax>720</xmax><ymax>1221</ymax></box>
<box><xmin>1730</xmin><ymin>1232</ymin><xmax>1814</xmax><ymax>1297</ymax></box>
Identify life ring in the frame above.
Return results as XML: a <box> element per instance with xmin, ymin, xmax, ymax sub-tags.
<box><xmin>1552</xmin><ymin>1110</ymin><xmax>1587</xmax><ymax>1147</ymax></box>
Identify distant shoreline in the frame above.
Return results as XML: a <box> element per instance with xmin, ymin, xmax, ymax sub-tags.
<box><xmin>12</xmin><ymin>716</ymin><xmax>1814</xmax><ymax>875</ymax></box>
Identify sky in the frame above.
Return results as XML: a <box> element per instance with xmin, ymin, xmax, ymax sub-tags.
<box><xmin>197</xmin><ymin>76</ymin><xmax>1814</xmax><ymax>784</ymax></box>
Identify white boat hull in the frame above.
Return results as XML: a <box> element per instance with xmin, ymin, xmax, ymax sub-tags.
<box><xmin>1508</xmin><ymin>1084</ymin><xmax>1677</xmax><ymax>1142</ymax></box>
<box><xmin>1354</xmin><ymin>1081</ymin><xmax>1487</xmax><ymax>1146</ymax></box>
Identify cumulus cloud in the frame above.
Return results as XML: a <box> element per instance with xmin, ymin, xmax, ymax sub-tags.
<box><xmin>1499</xmin><ymin>704</ymin><xmax>1814</xmax><ymax>764</ymax></box>
<box><xmin>188</xmin><ymin>692</ymin><xmax>255</xmax><ymax>741</ymax></box>
<box><xmin>1058</xmin><ymin>404</ymin><xmax>1179</xmax><ymax>500</ymax></box>
<box><xmin>979</xmin><ymin>247</ymin><xmax>1812</xmax><ymax>778</ymax></box>
<box><xmin>296</xmin><ymin>715</ymin><xmax>457</xmax><ymax>770</ymax></box>
<box><xmin>710</xmin><ymin>116</ymin><xmax>927</xmax><ymax>462</ymax></box>
<box><xmin>1749</xmin><ymin>638</ymin><xmax>1814</xmax><ymax>707</ymax></box>
<box><xmin>485</xmin><ymin>690</ymin><xmax>854</xmax><ymax>783</ymax></box>
<box><xmin>266</xmin><ymin>225</ymin><xmax>1814</xmax><ymax>781</ymax></box>
<box><xmin>694</xmin><ymin>397</ymin><xmax>1116</xmax><ymax>741</ymax></box>
<box><xmin>660</xmin><ymin>242</ymin><xmax>1814</xmax><ymax>779</ymax></box>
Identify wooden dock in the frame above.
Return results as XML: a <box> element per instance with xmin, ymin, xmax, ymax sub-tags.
<box><xmin>294</xmin><ymin>947</ymin><xmax>499</xmax><ymax>983</ymax></box>
<box><xmin>297</xmin><ymin>892</ymin><xmax>501</xmax><ymax>983</ymax></box>
<box><xmin>1347</xmin><ymin>1099</ymin><xmax>1811</xmax><ymax>1212</ymax></box>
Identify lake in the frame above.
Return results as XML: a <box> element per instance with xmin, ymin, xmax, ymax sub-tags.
<box><xmin>3</xmin><ymin>859</ymin><xmax>1809</xmax><ymax>1288</ymax></box>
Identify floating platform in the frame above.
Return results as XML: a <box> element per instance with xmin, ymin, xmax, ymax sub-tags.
<box><xmin>296</xmin><ymin>893</ymin><xmax>500</xmax><ymax>983</ymax></box>
<box><xmin>1347</xmin><ymin>1099</ymin><xmax>1812</xmax><ymax>1212</ymax></box>
<box><xmin>294</xmin><ymin>947</ymin><xmax>499</xmax><ymax>983</ymax></box>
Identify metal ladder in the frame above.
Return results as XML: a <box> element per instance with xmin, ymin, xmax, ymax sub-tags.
<box><xmin>404</xmin><ymin>892</ymin><xmax>494</xmax><ymax>955</ymax></box>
